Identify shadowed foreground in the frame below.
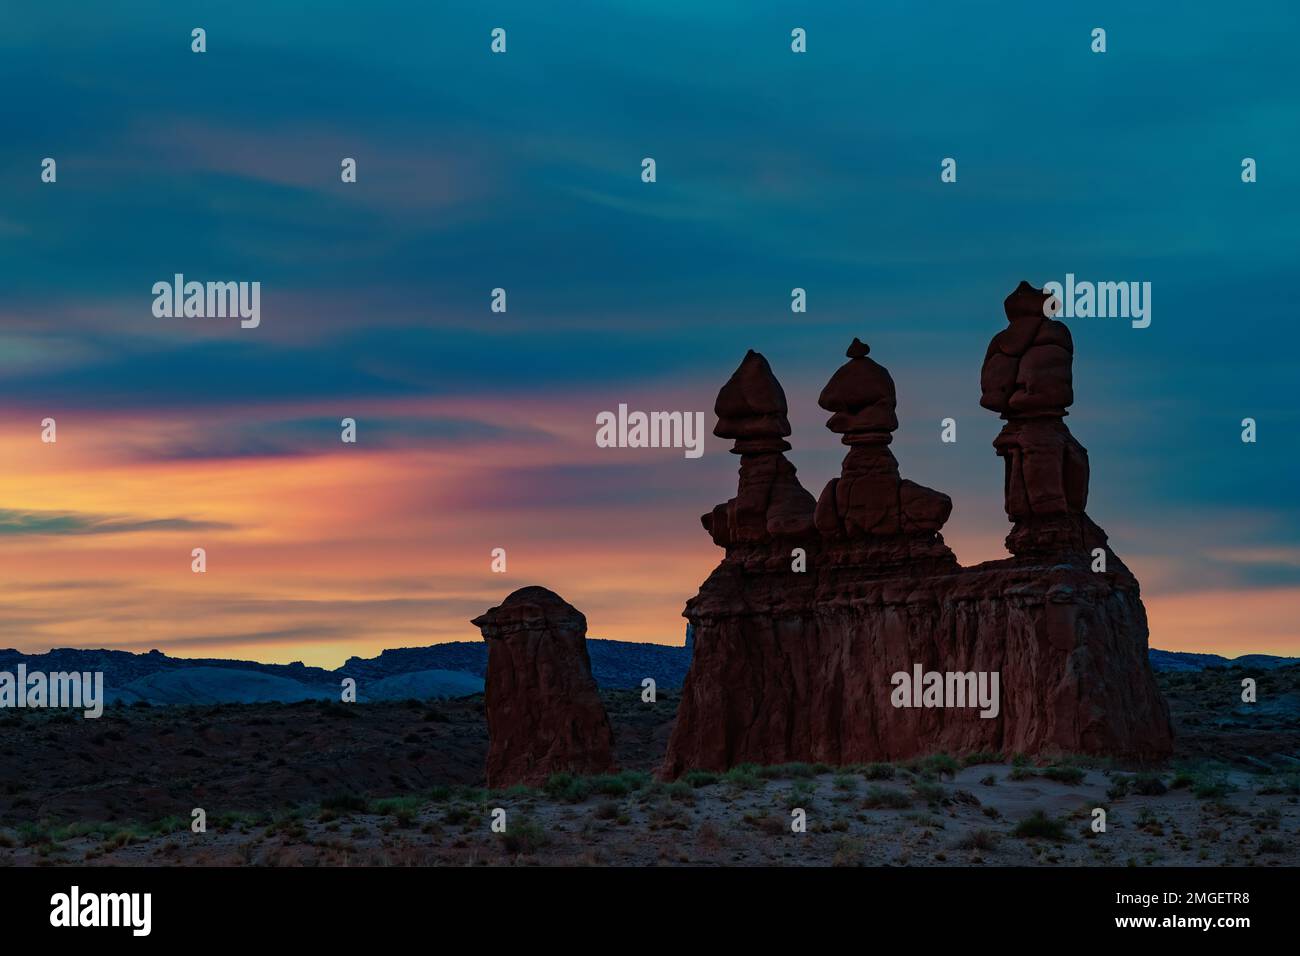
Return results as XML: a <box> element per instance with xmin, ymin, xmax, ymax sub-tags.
<box><xmin>0</xmin><ymin>667</ymin><xmax>1296</xmax><ymax>866</ymax></box>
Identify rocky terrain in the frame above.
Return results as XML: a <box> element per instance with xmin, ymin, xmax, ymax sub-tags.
<box><xmin>0</xmin><ymin>666</ymin><xmax>1295</xmax><ymax>867</ymax></box>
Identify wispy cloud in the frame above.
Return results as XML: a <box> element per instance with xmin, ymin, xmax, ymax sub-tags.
<box><xmin>0</xmin><ymin>509</ymin><xmax>233</xmax><ymax>536</ymax></box>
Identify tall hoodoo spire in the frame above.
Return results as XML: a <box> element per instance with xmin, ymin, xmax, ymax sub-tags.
<box><xmin>980</xmin><ymin>281</ymin><xmax>1104</xmax><ymax>558</ymax></box>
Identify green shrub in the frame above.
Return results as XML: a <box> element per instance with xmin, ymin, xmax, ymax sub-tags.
<box><xmin>1041</xmin><ymin>765</ymin><xmax>1086</xmax><ymax>786</ymax></box>
<box><xmin>1193</xmin><ymin>776</ymin><xmax>1234</xmax><ymax>800</ymax></box>
<box><xmin>833</xmin><ymin>773</ymin><xmax>857</xmax><ymax>792</ymax></box>
<box><xmin>500</xmin><ymin>817</ymin><xmax>549</xmax><ymax>854</ymax></box>
<box><xmin>913</xmin><ymin>781</ymin><xmax>948</xmax><ymax>805</ymax></box>
<box><xmin>321</xmin><ymin>792</ymin><xmax>368</xmax><ymax>814</ymax></box>
<box><xmin>1131</xmin><ymin>773</ymin><xmax>1168</xmax><ymax>796</ymax></box>
<box><xmin>918</xmin><ymin>754</ymin><xmax>960</xmax><ymax>778</ymax></box>
<box><xmin>759</xmin><ymin>763</ymin><xmax>815</xmax><ymax>779</ymax></box>
<box><xmin>862</xmin><ymin>786</ymin><xmax>912</xmax><ymax>809</ymax></box>
<box><xmin>682</xmin><ymin>770</ymin><xmax>720</xmax><ymax>788</ymax></box>
<box><xmin>1013</xmin><ymin>810</ymin><xmax>1070</xmax><ymax>841</ymax></box>
<box><xmin>956</xmin><ymin>828</ymin><xmax>1001</xmax><ymax>851</ymax></box>
<box><xmin>543</xmin><ymin>773</ymin><xmax>591</xmax><ymax>803</ymax></box>
<box><xmin>725</xmin><ymin>764</ymin><xmax>763</xmax><ymax>790</ymax></box>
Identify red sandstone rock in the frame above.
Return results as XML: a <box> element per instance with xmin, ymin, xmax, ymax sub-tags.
<box><xmin>813</xmin><ymin>339</ymin><xmax>955</xmax><ymax>563</ymax></box>
<box><xmin>702</xmin><ymin>350</ymin><xmax>816</xmax><ymax>563</ymax></box>
<box><xmin>662</xmin><ymin>288</ymin><xmax>1172</xmax><ymax>777</ymax></box>
<box><xmin>981</xmin><ymin>281</ymin><xmax>1099</xmax><ymax>558</ymax></box>
<box><xmin>472</xmin><ymin>586</ymin><xmax>615</xmax><ymax>787</ymax></box>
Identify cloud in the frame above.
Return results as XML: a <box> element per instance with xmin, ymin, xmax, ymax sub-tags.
<box><xmin>120</xmin><ymin>414</ymin><xmax>552</xmax><ymax>462</ymax></box>
<box><xmin>0</xmin><ymin>509</ymin><xmax>233</xmax><ymax>537</ymax></box>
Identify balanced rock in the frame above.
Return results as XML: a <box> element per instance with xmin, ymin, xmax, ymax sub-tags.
<box><xmin>814</xmin><ymin>338</ymin><xmax>957</xmax><ymax>573</ymax></box>
<box><xmin>702</xmin><ymin>350</ymin><xmax>817</xmax><ymax>569</ymax></box>
<box><xmin>981</xmin><ymin>281</ymin><xmax>1101</xmax><ymax>558</ymax></box>
<box><xmin>471</xmin><ymin>586</ymin><xmax>616</xmax><ymax>787</ymax></box>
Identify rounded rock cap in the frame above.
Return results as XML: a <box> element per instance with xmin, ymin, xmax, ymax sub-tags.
<box><xmin>818</xmin><ymin>339</ymin><xmax>897</xmax><ymax>414</ymax></box>
<box><xmin>471</xmin><ymin>586</ymin><xmax>586</xmax><ymax>638</ymax></box>
<box><xmin>1003</xmin><ymin>280</ymin><xmax>1053</xmax><ymax>321</ymax></box>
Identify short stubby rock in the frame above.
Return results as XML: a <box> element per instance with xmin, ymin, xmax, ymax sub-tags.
<box><xmin>472</xmin><ymin>586</ymin><xmax>616</xmax><ymax>787</ymax></box>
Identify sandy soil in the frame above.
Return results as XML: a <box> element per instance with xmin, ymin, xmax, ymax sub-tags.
<box><xmin>1</xmin><ymin>668</ymin><xmax>1297</xmax><ymax>866</ymax></box>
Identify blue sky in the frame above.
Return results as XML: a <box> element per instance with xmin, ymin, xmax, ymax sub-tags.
<box><xmin>0</xmin><ymin>1</ymin><xmax>1297</xmax><ymax>661</ymax></box>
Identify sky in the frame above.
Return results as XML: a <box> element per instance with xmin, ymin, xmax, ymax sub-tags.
<box><xmin>1</xmin><ymin>1</ymin><xmax>1297</xmax><ymax>666</ymax></box>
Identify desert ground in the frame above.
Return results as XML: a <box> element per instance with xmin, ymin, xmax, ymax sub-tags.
<box><xmin>1</xmin><ymin>667</ymin><xmax>1296</xmax><ymax>866</ymax></box>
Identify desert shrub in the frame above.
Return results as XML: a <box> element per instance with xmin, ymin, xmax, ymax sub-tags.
<box><xmin>443</xmin><ymin>805</ymin><xmax>477</xmax><ymax>826</ymax></box>
<box><xmin>759</xmin><ymin>763</ymin><xmax>815</xmax><ymax>779</ymax></box>
<box><xmin>832</xmin><ymin>836</ymin><xmax>865</xmax><ymax>867</ymax></box>
<box><xmin>913</xmin><ymin>781</ymin><xmax>948</xmax><ymax>805</ymax></box>
<box><xmin>682</xmin><ymin>770</ymin><xmax>720</xmax><ymax>788</ymax></box>
<box><xmin>1193</xmin><ymin>776</ymin><xmax>1234</xmax><ymax>799</ymax></box>
<box><xmin>1042</xmin><ymin>765</ymin><xmax>1086</xmax><ymax>786</ymax></box>
<box><xmin>962</xmin><ymin>751</ymin><xmax>1004</xmax><ymax>767</ymax></box>
<box><xmin>1257</xmin><ymin>774</ymin><xmax>1300</xmax><ymax>796</ymax></box>
<box><xmin>1013</xmin><ymin>810</ymin><xmax>1070</xmax><ymax>841</ymax></box>
<box><xmin>1131</xmin><ymin>773</ymin><xmax>1167</xmax><ymax>795</ymax></box>
<box><xmin>783</xmin><ymin>781</ymin><xmax>815</xmax><ymax>809</ymax></box>
<box><xmin>956</xmin><ymin>828</ymin><xmax>1001</xmax><ymax>851</ymax></box>
<box><xmin>863</xmin><ymin>763</ymin><xmax>895</xmax><ymax>781</ymax></box>
<box><xmin>617</xmin><ymin>770</ymin><xmax>651</xmax><ymax>791</ymax></box>
<box><xmin>589</xmin><ymin>774</ymin><xmax>632</xmax><ymax>797</ymax></box>
<box><xmin>663</xmin><ymin>781</ymin><xmax>695</xmax><ymax>803</ymax></box>
<box><xmin>372</xmin><ymin>796</ymin><xmax>421</xmax><ymax>827</ymax></box>
<box><xmin>833</xmin><ymin>773</ymin><xmax>858</xmax><ymax>792</ymax></box>
<box><xmin>500</xmin><ymin>817</ymin><xmax>549</xmax><ymax>854</ymax></box>
<box><xmin>321</xmin><ymin>792</ymin><xmax>368</xmax><ymax>814</ymax></box>
<box><xmin>725</xmin><ymin>764</ymin><xmax>763</xmax><ymax>790</ymax></box>
<box><xmin>862</xmin><ymin>786</ymin><xmax>912</xmax><ymax>809</ymax></box>
<box><xmin>543</xmin><ymin>773</ymin><xmax>591</xmax><ymax>802</ymax></box>
<box><xmin>918</xmin><ymin>754</ymin><xmax>960</xmax><ymax>778</ymax></box>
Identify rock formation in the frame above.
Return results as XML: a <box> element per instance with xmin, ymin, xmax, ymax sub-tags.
<box><xmin>472</xmin><ymin>586</ymin><xmax>616</xmax><ymax>787</ymax></box>
<box><xmin>814</xmin><ymin>337</ymin><xmax>958</xmax><ymax>575</ymax></box>
<box><xmin>663</xmin><ymin>284</ymin><xmax>1173</xmax><ymax>776</ymax></box>
<box><xmin>701</xmin><ymin>350</ymin><xmax>816</xmax><ymax>571</ymax></box>
<box><xmin>981</xmin><ymin>281</ymin><xmax>1103</xmax><ymax>558</ymax></box>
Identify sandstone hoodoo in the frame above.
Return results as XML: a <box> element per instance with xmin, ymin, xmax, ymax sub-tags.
<box><xmin>663</xmin><ymin>284</ymin><xmax>1173</xmax><ymax>776</ymax></box>
<box><xmin>702</xmin><ymin>349</ymin><xmax>817</xmax><ymax>568</ymax></box>
<box><xmin>981</xmin><ymin>280</ymin><xmax>1101</xmax><ymax>558</ymax></box>
<box><xmin>472</xmin><ymin>586</ymin><xmax>616</xmax><ymax>787</ymax></box>
<box><xmin>814</xmin><ymin>337</ymin><xmax>958</xmax><ymax>575</ymax></box>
